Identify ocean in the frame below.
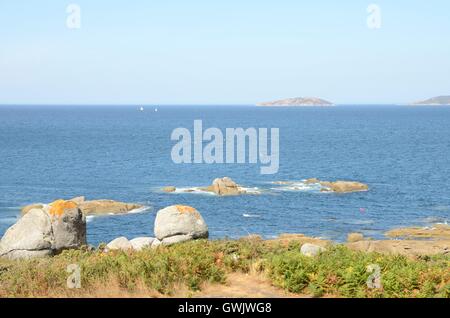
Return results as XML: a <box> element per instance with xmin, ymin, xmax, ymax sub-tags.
<box><xmin>1</xmin><ymin>105</ymin><xmax>449</xmax><ymax>245</ymax></box>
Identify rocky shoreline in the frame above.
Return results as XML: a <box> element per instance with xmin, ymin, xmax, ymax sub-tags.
<box><xmin>1</xmin><ymin>177</ymin><xmax>447</xmax><ymax>260</ymax></box>
<box><xmin>1</xmin><ymin>195</ymin><xmax>448</xmax><ymax>260</ymax></box>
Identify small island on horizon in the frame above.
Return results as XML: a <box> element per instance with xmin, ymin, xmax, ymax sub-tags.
<box><xmin>411</xmin><ymin>95</ymin><xmax>450</xmax><ymax>106</ymax></box>
<box><xmin>257</xmin><ymin>97</ymin><xmax>334</xmax><ymax>107</ymax></box>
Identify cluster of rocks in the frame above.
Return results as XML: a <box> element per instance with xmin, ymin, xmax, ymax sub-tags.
<box><xmin>22</xmin><ymin>196</ymin><xmax>143</xmax><ymax>216</ymax></box>
<box><xmin>105</xmin><ymin>205</ymin><xmax>209</xmax><ymax>251</ymax></box>
<box><xmin>163</xmin><ymin>177</ymin><xmax>247</xmax><ymax>196</ymax></box>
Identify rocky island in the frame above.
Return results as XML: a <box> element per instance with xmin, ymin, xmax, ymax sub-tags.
<box><xmin>257</xmin><ymin>97</ymin><xmax>334</xmax><ymax>107</ymax></box>
<box><xmin>411</xmin><ymin>95</ymin><xmax>450</xmax><ymax>106</ymax></box>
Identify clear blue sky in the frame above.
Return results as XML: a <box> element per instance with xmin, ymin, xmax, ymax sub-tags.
<box><xmin>1</xmin><ymin>0</ymin><xmax>449</xmax><ymax>105</ymax></box>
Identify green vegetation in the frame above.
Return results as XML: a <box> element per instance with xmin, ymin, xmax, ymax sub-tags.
<box><xmin>0</xmin><ymin>239</ymin><xmax>448</xmax><ymax>298</ymax></box>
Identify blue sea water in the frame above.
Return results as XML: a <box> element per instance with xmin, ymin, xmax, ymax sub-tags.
<box><xmin>1</xmin><ymin>105</ymin><xmax>449</xmax><ymax>245</ymax></box>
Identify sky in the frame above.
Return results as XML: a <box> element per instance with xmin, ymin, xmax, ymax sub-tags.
<box><xmin>0</xmin><ymin>0</ymin><xmax>449</xmax><ymax>105</ymax></box>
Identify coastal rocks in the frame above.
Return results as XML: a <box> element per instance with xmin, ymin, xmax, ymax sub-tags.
<box><xmin>210</xmin><ymin>177</ymin><xmax>245</xmax><ymax>196</ymax></box>
<box><xmin>21</xmin><ymin>197</ymin><xmax>143</xmax><ymax>216</ymax></box>
<box><xmin>271</xmin><ymin>179</ymin><xmax>369</xmax><ymax>193</ymax></box>
<box><xmin>21</xmin><ymin>204</ymin><xmax>44</xmax><ymax>215</ymax></box>
<box><xmin>171</xmin><ymin>177</ymin><xmax>250</xmax><ymax>196</ymax></box>
<box><xmin>319</xmin><ymin>181</ymin><xmax>369</xmax><ymax>193</ymax></box>
<box><xmin>105</xmin><ymin>237</ymin><xmax>157</xmax><ymax>252</ymax></box>
<box><xmin>385</xmin><ymin>224</ymin><xmax>450</xmax><ymax>240</ymax></box>
<box><xmin>154</xmin><ymin>205</ymin><xmax>208</xmax><ymax>245</ymax></box>
<box><xmin>130</xmin><ymin>237</ymin><xmax>155</xmax><ymax>251</ymax></box>
<box><xmin>0</xmin><ymin>200</ymin><xmax>86</xmax><ymax>260</ymax></box>
<box><xmin>346</xmin><ymin>240</ymin><xmax>450</xmax><ymax>257</ymax></box>
<box><xmin>163</xmin><ymin>186</ymin><xmax>176</xmax><ymax>193</ymax></box>
<box><xmin>77</xmin><ymin>199</ymin><xmax>142</xmax><ymax>215</ymax></box>
<box><xmin>300</xmin><ymin>243</ymin><xmax>326</xmax><ymax>257</ymax></box>
<box><xmin>347</xmin><ymin>233</ymin><xmax>365</xmax><ymax>243</ymax></box>
<box><xmin>106</xmin><ymin>237</ymin><xmax>133</xmax><ymax>251</ymax></box>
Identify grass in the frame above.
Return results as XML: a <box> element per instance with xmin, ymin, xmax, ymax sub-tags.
<box><xmin>0</xmin><ymin>239</ymin><xmax>448</xmax><ymax>298</ymax></box>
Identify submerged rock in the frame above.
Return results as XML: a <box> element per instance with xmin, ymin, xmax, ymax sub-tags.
<box><xmin>154</xmin><ymin>205</ymin><xmax>208</xmax><ymax>245</ymax></box>
<box><xmin>0</xmin><ymin>200</ymin><xmax>86</xmax><ymax>260</ymax></box>
<box><xmin>163</xmin><ymin>186</ymin><xmax>176</xmax><ymax>193</ymax></box>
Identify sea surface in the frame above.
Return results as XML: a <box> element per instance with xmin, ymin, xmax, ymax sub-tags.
<box><xmin>1</xmin><ymin>105</ymin><xmax>449</xmax><ymax>245</ymax></box>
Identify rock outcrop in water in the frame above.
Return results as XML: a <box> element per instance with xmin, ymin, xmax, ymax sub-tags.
<box><xmin>257</xmin><ymin>97</ymin><xmax>334</xmax><ymax>107</ymax></box>
<box><xmin>171</xmin><ymin>177</ymin><xmax>249</xmax><ymax>196</ymax></box>
<box><xmin>154</xmin><ymin>205</ymin><xmax>208</xmax><ymax>245</ymax></box>
<box><xmin>0</xmin><ymin>200</ymin><xmax>86</xmax><ymax>260</ymax></box>
<box><xmin>21</xmin><ymin>197</ymin><xmax>142</xmax><ymax>216</ymax></box>
<box><xmin>319</xmin><ymin>180</ymin><xmax>369</xmax><ymax>193</ymax></box>
<box><xmin>209</xmin><ymin>177</ymin><xmax>245</xmax><ymax>196</ymax></box>
<box><xmin>273</xmin><ymin>179</ymin><xmax>369</xmax><ymax>193</ymax></box>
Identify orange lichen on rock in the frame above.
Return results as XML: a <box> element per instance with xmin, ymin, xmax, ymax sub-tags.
<box><xmin>49</xmin><ymin>199</ymin><xmax>78</xmax><ymax>217</ymax></box>
<box><xmin>175</xmin><ymin>205</ymin><xmax>197</xmax><ymax>214</ymax></box>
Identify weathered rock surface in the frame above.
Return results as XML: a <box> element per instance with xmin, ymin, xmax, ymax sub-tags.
<box><xmin>385</xmin><ymin>224</ymin><xmax>450</xmax><ymax>240</ymax></box>
<box><xmin>130</xmin><ymin>237</ymin><xmax>155</xmax><ymax>251</ymax></box>
<box><xmin>300</xmin><ymin>243</ymin><xmax>327</xmax><ymax>257</ymax></box>
<box><xmin>22</xmin><ymin>197</ymin><xmax>142</xmax><ymax>216</ymax></box>
<box><xmin>210</xmin><ymin>177</ymin><xmax>245</xmax><ymax>196</ymax></box>
<box><xmin>21</xmin><ymin>204</ymin><xmax>44</xmax><ymax>215</ymax></box>
<box><xmin>347</xmin><ymin>233</ymin><xmax>365</xmax><ymax>243</ymax></box>
<box><xmin>154</xmin><ymin>205</ymin><xmax>208</xmax><ymax>245</ymax></box>
<box><xmin>346</xmin><ymin>240</ymin><xmax>450</xmax><ymax>257</ymax></box>
<box><xmin>320</xmin><ymin>181</ymin><xmax>369</xmax><ymax>193</ymax></box>
<box><xmin>106</xmin><ymin>237</ymin><xmax>133</xmax><ymax>251</ymax></box>
<box><xmin>0</xmin><ymin>200</ymin><xmax>86</xmax><ymax>260</ymax></box>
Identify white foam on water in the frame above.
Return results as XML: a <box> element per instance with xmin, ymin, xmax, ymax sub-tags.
<box><xmin>86</xmin><ymin>215</ymin><xmax>95</xmax><ymax>223</ymax></box>
<box><xmin>345</xmin><ymin>219</ymin><xmax>375</xmax><ymax>225</ymax></box>
<box><xmin>242</xmin><ymin>213</ymin><xmax>260</xmax><ymax>218</ymax></box>
<box><xmin>174</xmin><ymin>187</ymin><xmax>216</xmax><ymax>195</ymax></box>
<box><xmin>421</xmin><ymin>216</ymin><xmax>447</xmax><ymax>224</ymax></box>
<box><xmin>271</xmin><ymin>181</ymin><xmax>322</xmax><ymax>192</ymax></box>
<box><xmin>128</xmin><ymin>206</ymin><xmax>151</xmax><ymax>214</ymax></box>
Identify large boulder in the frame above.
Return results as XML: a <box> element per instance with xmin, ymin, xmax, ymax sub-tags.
<box><xmin>106</xmin><ymin>237</ymin><xmax>133</xmax><ymax>251</ymax></box>
<box><xmin>21</xmin><ymin>197</ymin><xmax>143</xmax><ymax>216</ymax></box>
<box><xmin>0</xmin><ymin>200</ymin><xmax>86</xmax><ymax>260</ymax></box>
<box><xmin>130</xmin><ymin>237</ymin><xmax>155</xmax><ymax>251</ymax></box>
<box><xmin>154</xmin><ymin>205</ymin><xmax>208</xmax><ymax>245</ymax></box>
<box><xmin>300</xmin><ymin>243</ymin><xmax>326</xmax><ymax>257</ymax></box>
<box><xmin>211</xmin><ymin>177</ymin><xmax>245</xmax><ymax>196</ymax></box>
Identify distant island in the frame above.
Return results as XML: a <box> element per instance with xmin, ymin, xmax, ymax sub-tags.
<box><xmin>412</xmin><ymin>96</ymin><xmax>450</xmax><ymax>106</ymax></box>
<box><xmin>257</xmin><ymin>97</ymin><xmax>334</xmax><ymax>107</ymax></box>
